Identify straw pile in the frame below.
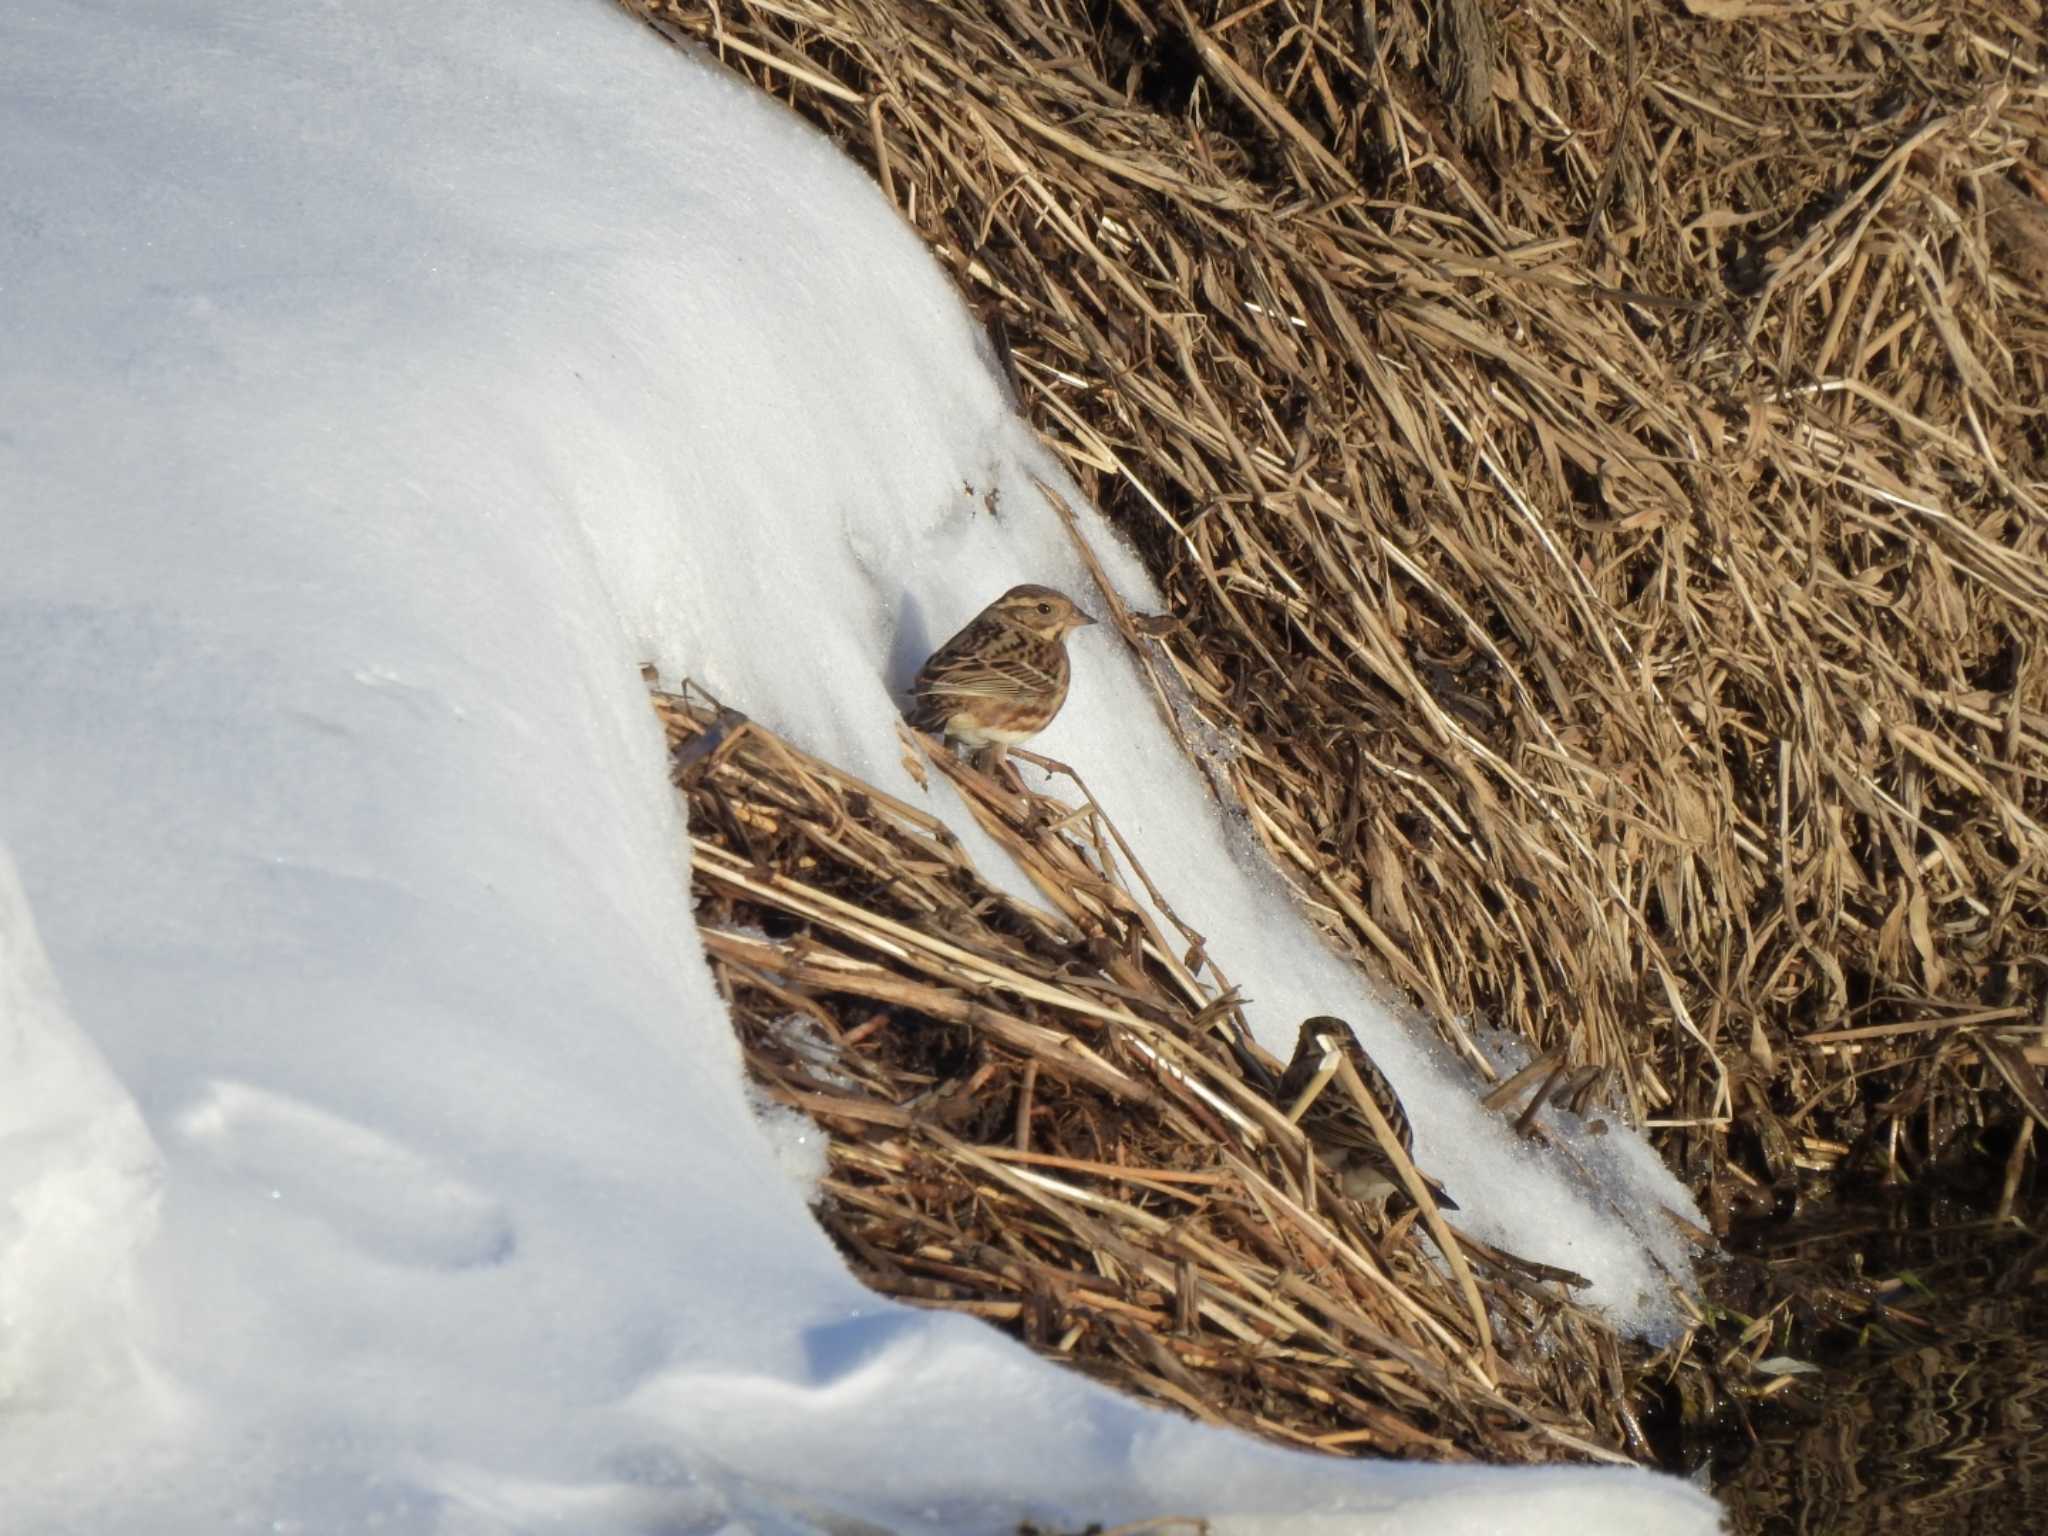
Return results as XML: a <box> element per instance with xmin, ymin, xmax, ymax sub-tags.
<box><xmin>624</xmin><ymin>0</ymin><xmax>2048</xmax><ymax>1222</ymax></box>
<box><xmin>657</xmin><ymin>681</ymin><xmax>1657</xmax><ymax>1461</ymax></box>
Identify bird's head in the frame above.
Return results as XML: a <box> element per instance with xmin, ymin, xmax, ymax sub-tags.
<box><xmin>993</xmin><ymin>583</ymin><xmax>1098</xmax><ymax>640</ymax></box>
<box><xmin>1298</xmin><ymin>1015</ymin><xmax>1363</xmax><ymax>1059</ymax></box>
<box><xmin>1294</xmin><ymin>1015</ymin><xmax>1359</xmax><ymax>1056</ymax></box>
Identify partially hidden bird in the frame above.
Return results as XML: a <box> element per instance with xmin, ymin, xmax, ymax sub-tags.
<box><xmin>907</xmin><ymin>583</ymin><xmax>1096</xmax><ymax>769</ymax></box>
<box><xmin>1273</xmin><ymin>1015</ymin><xmax>1459</xmax><ymax>1212</ymax></box>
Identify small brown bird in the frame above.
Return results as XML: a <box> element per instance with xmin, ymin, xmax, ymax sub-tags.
<box><xmin>1276</xmin><ymin>1015</ymin><xmax>1458</xmax><ymax>1212</ymax></box>
<box><xmin>907</xmin><ymin>584</ymin><xmax>1096</xmax><ymax>767</ymax></box>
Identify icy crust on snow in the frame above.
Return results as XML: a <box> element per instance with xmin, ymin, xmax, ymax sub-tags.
<box><xmin>0</xmin><ymin>0</ymin><xmax>1717</xmax><ymax>1531</ymax></box>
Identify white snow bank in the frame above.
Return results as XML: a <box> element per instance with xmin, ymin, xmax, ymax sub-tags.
<box><xmin>0</xmin><ymin>0</ymin><xmax>1718</xmax><ymax>1530</ymax></box>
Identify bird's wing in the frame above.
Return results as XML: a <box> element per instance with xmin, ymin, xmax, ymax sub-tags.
<box><xmin>1282</xmin><ymin>1024</ymin><xmax>1414</xmax><ymax>1156</ymax></box>
<box><xmin>915</xmin><ymin>624</ymin><xmax>1066</xmax><ymax>703</ymax></box>
<box><xmin>1339</xmin><ymin>1039</ymin><xmax>1414</xmax><ymax>1154</ymax></box>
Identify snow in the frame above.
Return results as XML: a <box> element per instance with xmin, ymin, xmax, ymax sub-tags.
<box><xmin>0</xmin><ymin>851</ymin><xmax>161</xmax><ymax>1416</ymax></box>
<box><xmin>0</xmin><ymin>0</ymin><xmax>1720</xmax><ymax>1530</ymax></box>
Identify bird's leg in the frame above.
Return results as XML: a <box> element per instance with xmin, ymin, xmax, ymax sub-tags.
<box><xmin>976</xmin><ymin>741</ymin><xmax>1031</xmax><ymax>794</ymax></box>
<box><xmin>966</xmin><ymin>741</ymin><xmax>1017</xmax><ymax>788</ymax></box>
<box><xmin>1285</xmin><ymin>1046</ymin><xmax>1345</xmax><ymax>1124</ymax></box>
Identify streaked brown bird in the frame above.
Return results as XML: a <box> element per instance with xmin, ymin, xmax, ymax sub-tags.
<box><xmin>1276</xmin><ymin>1015</ymin><xmax>1459</xmax><ymax>1212</ymax></box>
<box><xmin>907</xmin><ymin>583</ymin><xmax>1096</xmax><ymax>768</ymax></box>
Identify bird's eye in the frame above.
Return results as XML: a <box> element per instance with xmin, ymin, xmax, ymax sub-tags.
<box><xmin>1037</xmin><ymin>602</ymin><xmax>1052</xmax><ymax>615</ymax></box>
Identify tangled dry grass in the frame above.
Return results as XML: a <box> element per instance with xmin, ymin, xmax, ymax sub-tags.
<box><xmin>622</xmin><ymin>0</ymin><xmax>2048</xmax><ymax>1468</ymax></box>
<box><xmin>659</xmin><ymin>682</ymin><xmax>1667</xmax><ymax>1461</ymax></box>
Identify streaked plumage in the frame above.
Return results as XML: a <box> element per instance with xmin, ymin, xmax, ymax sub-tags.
<box><xmin>1278</xmin><ymin>1015</ymin><xmax>1458</xmax><ymax>1211</ymax></box>
<box><xmin>908</xmin><ymin>584</ymin><xmax>1096</xmax><ymax>756</ymax></box>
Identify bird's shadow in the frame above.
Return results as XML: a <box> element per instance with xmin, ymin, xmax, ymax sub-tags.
<box><xmin>886</xmin><ymin>591</ymin><xmax>933</xmax><ymax>707</ymax></box>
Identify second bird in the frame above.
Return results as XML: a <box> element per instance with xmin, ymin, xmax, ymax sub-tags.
<box><xmin>1279</xmin><ymin>1015</ymin><xmax>1459</xmax><ymax>1212</ymax></box>
<box><xmin>908</xmin><ymin>583</ymin><xmax>1096</xmax><ymax>769</ymax></box>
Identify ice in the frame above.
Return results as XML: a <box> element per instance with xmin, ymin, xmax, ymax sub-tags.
<box><xmin>0</xmin><ymin>0</ymin><xmax>1718</xmax><ymax>1529</ymax></box>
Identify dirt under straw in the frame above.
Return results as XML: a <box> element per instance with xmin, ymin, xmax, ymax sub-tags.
<box><xmin>622</xmin><ymin>0</ymin><xmax>2048</xmax><ymax>1471</ymax></box>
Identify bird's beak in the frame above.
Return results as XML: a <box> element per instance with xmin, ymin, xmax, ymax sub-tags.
<box><xmin>1073</xmin><ymin>609</ymin><xmax>1100</xmax><ymax>629</ymax></box>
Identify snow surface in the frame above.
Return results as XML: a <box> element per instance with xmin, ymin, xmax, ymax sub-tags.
<box><xmin>0</xmin><ymin>0</ymin><xmax>1720</xmax><ymax>1530</ymax></box>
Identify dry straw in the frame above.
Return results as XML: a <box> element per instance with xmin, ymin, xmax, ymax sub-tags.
<box><xmin>626</xmin><ymin>0</ymin><xmax>2048</xmax><ymax>1458</ymax></box>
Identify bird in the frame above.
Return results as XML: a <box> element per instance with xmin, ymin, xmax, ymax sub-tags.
<box><xmin>907</xmin><ymin>583</ymin><xmax>1096</xmax><ymax>770</ymax></box>
<box><xmin>1273</xmin><ymin>1015</ymin><xmax>1458</xmax><ymax>1212</ymax></box>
